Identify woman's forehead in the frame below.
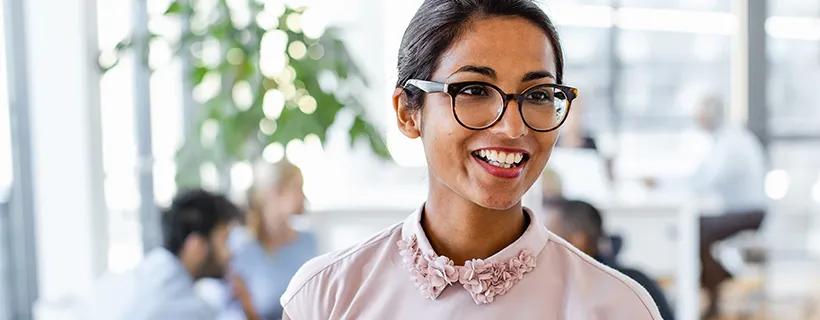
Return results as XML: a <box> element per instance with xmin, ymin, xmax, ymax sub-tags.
<box><xmin>432</xmin><ymin>16</ymin><xmax>556</xmax><ymax>81</ymax></box>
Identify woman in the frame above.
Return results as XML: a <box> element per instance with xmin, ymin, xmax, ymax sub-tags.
<box><xmin>227</xmin><ymin>160</ymin><xmax>317</xmax><ymax>320</ymax></box>
<box><xmin>281</xmin><ymin>0</ymin><xmax>662</xmax><ymax>319</ymax></box>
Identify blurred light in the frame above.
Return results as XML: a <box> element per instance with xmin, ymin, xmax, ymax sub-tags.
<box><xmin>148</xmin><ymin>39</ymin><xmax>173</xmax><ymax>70</ymax></box>
<box><xmin>194</xmin><ymin>0</ymin><xmax>218</xmax><ymax>13</ymax></box>
<box><xmin>103</xmin><ymin>174</ymin><xmax>140</xmax><ymax>212</ymax></box>
<box><xmin>304</xmin><ymin>133</ymin><xmax>323</xmax><ymax>153</ymax></box>
<box><xmin>201</xmin><ymin>37</ymin><xmax>222</xmax><ymax>68</ymax></box>
<box><xmin>259</xmin><ymin>119</ymin><xmax>277</xmax><ymax>135</ymax></box>
<box><xmin>812</xmin><ymin>175</ymin><xmax>820</xmax><ymax>204</ymax></box>
<box><xmin>308</xmin><ymin>43</ymin><xmax>325</xmax><ymax>60</ymax></box>
<box><xmin>301</xmin><ymin>8</ymin><xmax>327</xmax><ymax>39</ymax></box>
<box><xmin>153</xmin><ymin>159</ymin><xmax>177</xmax><ymax>207</ymax></box>
<box><xmin>200</xmin><ymin>119</ymin><xmax>220</xmax><ymax>147</ymax></box>
<box><xmin>765</xmin><ymin>169</ymin><xmax>790</xmax><ymax>200</ymax></box>
<box><xmin>263</xmin><ymin>1</ymin><xmax>286</xmax><ymax>20</ymax></box>
<box><xmin>260</xmin><ymin>30</ymin><xmax>288</xmax><ymax>78</ymax></box>
<box><xmin>226</xmin><ymin>47</ymin><xmax>245</xmax><ymax>65</ymax></box>
<box><xmin>231</xmin><ymin>161</ymin><xmax>254</xmax><ymax>193</ymax></box>
<box><xmin>275</xmin><ymin>66</ymin><xmax>297</xmax><ymax>85</ymax></box>
<box><xmin>766</xmin><ymin>16</ymin><xmax>820</xmax><ymax>41</ymax></box>
<box><xmin>288</xmin><ymin>40</ymin><xmax>307</xmax><ymax>60</ymax></box>
<box><xmin>280</xmin><ymin>83</ymin><xmax>297</xmax><ymax>100</ymax></box>
<box><xmin>617</xmin><ymin>8</ymin><xmax>736</xmax><ymax>35</ymax></box>
<box><xmin>192</xmin><ymin>72</ymin><xmax>221</xmax><ymax>103</ymax></box>
<box><xmin>286</xmin><ymin>13</ymin><xmax>303</xmax><ymax>33</ymax></box>
<box><xmin>285</xmin><ymin>139</ymin><xmax>307</xmax><ymax>165</ymax></box>
<box><xmin>255</xmin><ymin>9</ymin><xmax>278</xmax><ymax>30</ymax></box>
<box><xmin>147</xmin><ymin>16</ymin><xmax>181</xmax><ymax>43</ymax></box>
<box><xmin>263</xmin><ymin>89</ymin><xmax>285</xmax><ymax>119</ymax></box>
<box><xmin>98</xmin><ymin>49</ymin><xmax>118</xmax><ymax>68</ymax></box>
<box><xmin>543</xmin><ymin>4</ymin><xmax>614</xmax><ymax>28</ymax></box>
<box><xmin>263</xmin><ymin>142</ymin><xmax>285</xmax><ymax>163</ymax></box>
<box><xmin>232</xmin><ymin>80</ymin><xmax>253</xmax><ymax>111</ymax></box>
<box><xmin>546</xmin><ymin>4</ymin><xmax>818</xmax><ymax>40</ymax></box>
<box><xmin>317</xmin><ymin>70</ymin><xmax>338</xmax><ymax>93</ymax></box>
<box><xmin>298</xmin><ymin>95</ymin><xmax>317</xmax><ymax>114</ymax></box>
<box><xmin>190</xmin><ymin>13</ymin><xmax>210</xmax><ymax>36</ymax></box>
<box><xmin>200</xmin><ymin>162</ymin><xmax>219</xmax><ymax>190</ymax></box>
<box><xmin>226</xmin><ymin>0</ymin><xmax>252</xmax><ymax>28</ymax></box>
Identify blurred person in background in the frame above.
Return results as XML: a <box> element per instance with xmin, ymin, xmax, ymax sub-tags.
<box><xmin>541</xmin><ymin>166</ymin><xmax>564</xmax><ymax>203</ymax></box>
<box><xmin>279</xmin><ymin>0</ymin><xmax>661</xmax><ymax>318</ymax></box>
<box><xmin>82</xmin><ymin>189</ymin><xmax>258</xmax><ymax>320</ymax></box>
<box><xmin>555</xmin><ymin>97</ymin><xmax>597</xmax><ymax>150</ymax></box>
<box><xmin>647</xmin><ymin>95</ymin><xmax>767</xmax><ymax>318</ymax></box>
<box><xmin>544</xmin><ymin>199</ymin><xmax>675</xmax><ymax>320</ymax></box>
<box><xmin>218</xmin><ymin>160</ymin><xmax>317</xmax><ymax>320</ymax></box>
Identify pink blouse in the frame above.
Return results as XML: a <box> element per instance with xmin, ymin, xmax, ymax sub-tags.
<box><xmin>281</xmin><ymin>207</ymin><xmax>663</xmax><ymax>319</ymax></box>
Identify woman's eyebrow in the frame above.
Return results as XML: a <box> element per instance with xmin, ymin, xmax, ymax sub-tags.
<box><xmin>449</xmin><ymin>65</ymin><xmax>497</xmax><ymax>79</ymax></box>
<box><xmin>522</xmin><ymin>70</ymin><xmax>555</xmax><ymax>82</ymax></box>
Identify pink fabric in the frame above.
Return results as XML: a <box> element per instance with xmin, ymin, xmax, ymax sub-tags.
<box><xmin>397</xmin><ymin>235</ymin><xmax>536</xmax><ymax>304</ymax></box>
<box><xmin>281</xmin><ymin>206</ymin><xmax>663</xmax><ymax>319</ymax></box>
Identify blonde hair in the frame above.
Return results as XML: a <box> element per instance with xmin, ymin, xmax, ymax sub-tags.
<box><xmin>246</xmin><ymin>160</ymin><xmax>302</xmax><ymax>242</ymax></box>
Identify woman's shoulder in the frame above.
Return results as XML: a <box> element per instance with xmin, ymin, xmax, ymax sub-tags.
<box><xmin>543</xmin><ymin>233</ymin><xmax>663</xmax><ymax>319</ymax></box>
<box><xmin>280</xmin><ymin>221</ymin><xmax>404</xmax><ymax>306</ymax></box>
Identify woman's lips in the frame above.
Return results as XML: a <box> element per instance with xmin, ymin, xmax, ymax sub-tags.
<box><xmin>472</xmin><ymin>153</ymin><xmax>527</xmax><ymax>179</ymax></box>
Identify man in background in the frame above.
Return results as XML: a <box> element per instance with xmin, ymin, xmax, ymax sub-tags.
<box><xmin>647</xmin><ymin>95</ymin><xmax>768</xmax><ymax>318</ymax></box>
<box><xmin>544</xmin><ymin>199</ymin><xmax>676</xmax><ymax>320</ymax></box>
<box><xmin>82</xmin><ymin>189</ymin><xmax>258</xmax><ymax>320</ymax></box>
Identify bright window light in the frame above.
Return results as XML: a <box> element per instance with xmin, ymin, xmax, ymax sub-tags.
<box><xmin>766</xmin><ymin>16</ymin><xmax>820</xmax><ymax>41</ymax></box>
<box><xmin>812</xmin><ymin>174</ymin><xmax>820</xmax><ymax>204</ymax></box>
<box><xmin>616</xmin><ymin>8</ymin><xmax>736</xmax><ymax>35</ymax></box>
<box><xmin>765</xmin><ymin>169</ymin><xmax>790</xmax><ymax>200</ymax></box>
<box><xmin>542</xmin><ymin>3</ymin><xmax>614</xmax><ymax>28</ymax></box>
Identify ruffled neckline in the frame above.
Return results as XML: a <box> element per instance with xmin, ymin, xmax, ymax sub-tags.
<box><xmin>396</xmin><ymin>206</ymin><xmax>549</xmax><ymax>305</ymax></box>
<box><xmin>397</xmin><ymin>235</ymin><xmax>537</xmax><ymax>304</ymax></box>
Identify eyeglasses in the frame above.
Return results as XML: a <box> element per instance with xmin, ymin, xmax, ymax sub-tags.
<box><xmin>404</xmin><ymin>79</ymin><xmax>578</xmax><ymax>132</ymax></box>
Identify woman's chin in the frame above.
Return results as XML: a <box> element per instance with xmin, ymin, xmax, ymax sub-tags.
<box><xmin>470</xmin><ymin>193</ymin><xmax>522</xmax><ymax>211</ymax></box>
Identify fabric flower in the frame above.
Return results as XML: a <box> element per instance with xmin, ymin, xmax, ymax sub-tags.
<box><xmin>397</xmin><ymin>235</ymin><xmax>538</xmax><ymax>304</ymax></box>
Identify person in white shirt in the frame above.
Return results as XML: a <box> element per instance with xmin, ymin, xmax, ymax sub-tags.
<box><xmin>649</xmin><ymin>95</ymin><xmax>768</xmax><ymax>318</ymax></box>
<box><xmin>82</xmin><ymin>189</ymin><xmax>259</xmax><ymax>320</ymax></box>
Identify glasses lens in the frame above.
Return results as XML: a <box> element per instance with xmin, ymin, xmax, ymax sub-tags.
<box><xmin>521</xmin><ymin>85</ymin><xmax>569</xmax><ymax>131</ymax></box>
<box><xmin>453</xmin><ymin>84</ymin><xmax>504</xmax><ymax>129</ymax></box>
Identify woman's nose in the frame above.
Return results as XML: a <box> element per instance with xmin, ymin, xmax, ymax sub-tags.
<box><xmin>488</xmin><ymin>99</ymin><xmax>527</xmax><ymax>139</ymax></box>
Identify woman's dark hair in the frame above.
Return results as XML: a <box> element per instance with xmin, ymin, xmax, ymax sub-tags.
<box><xmin>397</xmin><ymin>0</ymin><xmax>564</xmax><ymax>110</ymax></box>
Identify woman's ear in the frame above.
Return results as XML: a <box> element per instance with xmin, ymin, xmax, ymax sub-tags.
<box><xmin>393</xmin><ymin>88</ymin><xmax>421</xmax><ymax>139</ymax></box>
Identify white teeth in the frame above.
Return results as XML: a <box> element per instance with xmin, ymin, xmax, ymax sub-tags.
<box><xmin>505</xmin><ymin>152</ymin><xmax>515</xmax><ymax>164</ymax></box>
<box><xmin>476</xmin><ymin>149</ymin><xmax>526</xmax><ymax>168</ymax></box>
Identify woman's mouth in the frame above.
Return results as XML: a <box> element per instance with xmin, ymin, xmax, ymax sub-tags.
<box><xmin>471</xmin><ymin>149</ymin><xmax>530</xmax><ymax>178</ymax></box>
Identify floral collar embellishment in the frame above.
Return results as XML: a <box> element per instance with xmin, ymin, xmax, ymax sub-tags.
<box><xmin>397</xmin><ymin>235</ymin><xmax>537</xmax><ymax>305</ymax></box>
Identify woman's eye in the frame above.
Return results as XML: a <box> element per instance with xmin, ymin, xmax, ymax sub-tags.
<box><xmin>526</xmin><ymin>90</ymin><xmax>552</xmax><ymax>101</ymax></box>
<box><xmin>461</xmin><ymin>86</ymin><xmax>489</xmax><ymax>96</ymax></box>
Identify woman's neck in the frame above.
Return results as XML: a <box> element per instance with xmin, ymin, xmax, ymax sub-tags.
<box><xmin>261</xmin><ymin>213</ymin><xmax>295</xmax><ymax>252</ymax></box>
<box><xmin>422</xmin><ymin>186</ymin><xmax>528</xmax><ymax>265</ymax></box>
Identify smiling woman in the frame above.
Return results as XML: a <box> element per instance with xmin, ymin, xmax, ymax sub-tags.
<box><xmin>280</xmin><ymin>1</ymin><xmax>663</xmax><ymax>319</ymax></box>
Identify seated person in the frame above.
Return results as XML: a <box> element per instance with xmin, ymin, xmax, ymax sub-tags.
<box><xmin>544</xmin><ymin>199</ymin><xmax>675</xmax><ymax>320</ymax></box>
<box><xmin>82</xmin><ymin>189</ymin><xmax>258</xmax><ymax>320</ymax></box>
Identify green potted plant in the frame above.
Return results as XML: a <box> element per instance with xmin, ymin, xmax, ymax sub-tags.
<box><xmin>102</xmin><ymin>0</ymin><xmax>389</xmax><ymax>188</ymax></box>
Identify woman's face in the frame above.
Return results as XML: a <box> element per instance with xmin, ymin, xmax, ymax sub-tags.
<box><xmin>396</xmin><ymin>17</ymin><xmax>560</xmax><ymax>210</ymax></box>
<box><xmin>264</xmin><ymin>174</ymin><xmax>305</xmax><ymax>221</ymax></box>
